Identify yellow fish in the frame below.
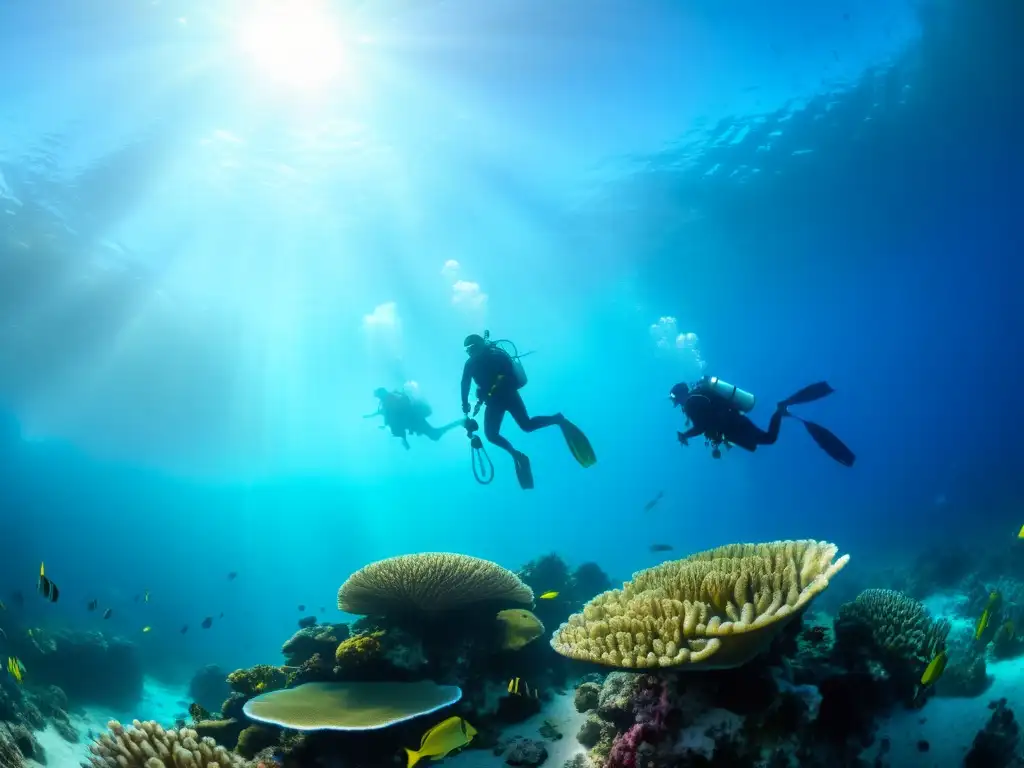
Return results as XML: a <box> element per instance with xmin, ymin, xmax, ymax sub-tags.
<box><xmin>538</xmin><ymin>591</ymin><xmax>559</xmax><ymax>600</ymax></box>
<box><xmin>507</xmin><ymin>677</ymin><xmax>538</xmax><ymax>699</ymax></box>
<box><xmin>1018</xmin><ymin>523</ymin><xmax>1024</xmax><ymax>539</ymax></box>
<box><xmin>405</xmin><ymin>716</ymin><xmax>477</xmax><ymax>768</ymax></box>
<box><xmin>7</xmin><ymin>657</ymin><xmax>24</xmax><ymax>684</ymax></box>
<box><xmin>142</xmin><ymin>626</ymin><xmax>152</xmax><ymax>633</ymax></box>
<box><xmin>975</xmin><ymin>591</ymin><xmax>1002</xmax><ymax>642</ymax></box>
<box><xmin>920</xmin><ymin>650</ymin><xmax>948</xmax><ymax>686</ymax></box>
<box><xmin>496</xmin><ymin>609</ymin><xmax>545</xmax><ymax>651</ymax></box>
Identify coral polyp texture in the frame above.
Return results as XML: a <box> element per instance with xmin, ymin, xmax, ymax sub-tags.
<box><xmin>835</xmin><ymin>588</ymin><xmax>951</xmax><ymax>667</ymax></box>
<box><xmin>337</xmin><ymin>552</ymin><xmax>534</xmax><ymax>615</ymax></box>
<box><xmin>550</xmin><ymin>539</ymin><xmax>849</xmax><ymax>669</ymax></box>
<box><xmin>83</xmin><ymin>719</ymin><xmax>253</xmax><ymax>767</ymax></box>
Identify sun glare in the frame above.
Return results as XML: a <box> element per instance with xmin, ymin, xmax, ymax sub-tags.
<box><xmin>237</xmin><ymin>3</ymin><xmax>348</xmax><ymax>91</ymax></box>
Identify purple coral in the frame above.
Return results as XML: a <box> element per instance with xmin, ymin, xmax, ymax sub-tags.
<box><xmin>606</xmin><ymin>676</ymin><xmax>672</xmax><ymax>768</ymax></box>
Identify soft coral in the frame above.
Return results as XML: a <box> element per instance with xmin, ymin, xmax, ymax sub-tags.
<box><xmin>607</xmin><ymin>676</ymin><xmax>672</xmax><ymax>768</ymax></box>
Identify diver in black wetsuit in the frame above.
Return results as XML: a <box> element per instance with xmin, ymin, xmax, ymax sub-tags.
<box><xmin>460</xmin><ymin>333</ymin><xmax>595</xmax><ymax>489</ymax></box>
<box><xmin>366</xmin><ymin>387</ymin><xmax>462</xmax><ymax>450</ymax></box>
<box><xmin>669</xmin><ymin>377</ymin><xmax>855</xmax><ymax>467</ymax></box>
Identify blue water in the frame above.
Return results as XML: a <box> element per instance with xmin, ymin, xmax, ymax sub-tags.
<box><xmin>0</xmin><ymin>0</ymin><xmax>1021</xmax><ymax>684</ymax></box>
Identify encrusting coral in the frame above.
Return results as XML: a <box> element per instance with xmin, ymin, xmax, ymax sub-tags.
<box><xmin>550</xmin><ymin>540</ymin><xmax>848</xmax><ymax>669</ymax></box>
<box><xmin>338</xmin><ymin>552</ymin><xmax>534</xmax><ymax>615</ymax></box>
<box><xmin>83</xmin><ymin>719</ymin><xmax>254</xmax><ymax>767</ymax></box>
<box><xmin>334</xmin><ymin>631</ymin><xmax>385</xmax><ymax>667</ymax></box>
<box><xmin>226</xmin><ymin>665</ymin><xmax>287</xmax><ymax>697</ymax></box>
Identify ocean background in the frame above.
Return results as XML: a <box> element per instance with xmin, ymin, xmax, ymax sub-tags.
<box><xmin>1</xmin><ymin>0</ymin><xmax>1021</xmax><ymax>697</ymax></box>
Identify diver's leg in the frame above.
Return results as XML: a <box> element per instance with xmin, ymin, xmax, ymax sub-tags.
<box><xmin>483</xmin><ymin>401</ymin><xmax>517</xmax><ymax>455</ymax></box>
<box><xmin>506</xmin><ymin>392</ymin><xmax>563</xmax><ymax>432</ymax></box>
<box><xmin>755</xmin><ymin>408</ymin><xmax>785</xmax><ymax>445</ymax></box>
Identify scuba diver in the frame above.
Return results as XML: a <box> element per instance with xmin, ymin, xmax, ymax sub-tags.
<box><xmin>669</xmin><ymin>376</ymin><xmax>855</xmax><ymax>467</ymax></box>
<box><xmin>365</xmin><ymin>387</ymin><xmax>463</xmax><ymax>450</ymax></box>
<box><xmin>460</xmin><ymin>331</ymin><xmax>595</xmax><ymax>489</ymax></box>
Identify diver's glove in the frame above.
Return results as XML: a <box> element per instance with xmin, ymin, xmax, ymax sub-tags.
<box><xmin>462</xmin><ymin>402</ymin><xmax>471</xmax><ymax>415</ymax></box>
<box><xmin>677</xmin><ymin>432</ymin><xmax>689</xmax><ymax>447</ymax></box>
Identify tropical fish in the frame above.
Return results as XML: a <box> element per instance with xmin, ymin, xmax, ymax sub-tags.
<box><xmin>507</xmin><ymin>677</ymin><xmax>539</xmax><ymax>699</ymax></box>
<box><xmin>219</xmin><ymin>612</ymin><xmax>224</xmax><ymax>619</ymax></box>
<box><xmin>975</xmin><ymin>590</ymin><xmax>1002</xmax><ymax>642</ymax></box>
<box><xmin>144</xmin><ymin>591</ymin><xmax>150</xmax><ymax>603</ymax></box>
<box><xmin>497</xmin><ymin>609</ymin><xmax>545</xmax><ymax>651</ymax></box>
<box><xmin>1018</xmin><ymin>524</ymin><xmax>1024</xmax><ymax>539</ymax></box>
<box><xmin>87</xmin><ymin>599</ymin><xmax>98</xmax><ymax>611</ymax></box>
<box><xmin>7</xmin><ymin>657</ymin><xmax>24</xmax><ymax>684</ymax></box>
<box><xmin>643</xmin><ymin>490</ymin><xmax>664</xmax><ymax>512</ymax></box>
<box><xmin>227</xmin><ymin>572</ymin><xmax>238</xmax><ymax>581</ymax></box>
<box><xmin>255</xmin><ymin>681</ymin><xmax>266</xmax><ymax>693</ymax></box>
<box><xmin>405</xmin><ymin>716</ymin><xmax>477</xmax><ymax>768</ymax></box>
<box><xmin>102</xmin><ymin>608</ymin><xmax>113</xmax><ymax>619</ymax></box>
<box><xmin>920</xmin><ymin>650</ymin><xmax>948</xmax><ymax>687</ymax></box>
<box><xmin>298</xmin><ymin>604</ymin><xmax>306</xmax><ymax>611</ymax></box>
<box><xmin>201</xmin><ymin>617</ymin><xmax>213</xmax><ymax>629</ymax></box>
<box><xmin>649</xmin><ymin>544</ymin><xmax>674</xmax><ymax>553</ymax></box>
<box><xmin>538</xmin><ymin>592</ymin><xmax>559</xmax><ymax>600</ymax></box>
<box><xmin>37</xmin><ymin>563</ymin><xmax>59</xmax><ymax>603</ymax></box>
<box><xmin>181</xmin><ymin>625</ymin><xmax>189</xmax><ymax>634</ymax></box>
<box><xmin>142</xmin><ymin>626</ymin><xmax>152</xmax><ymax>633</ymax></box>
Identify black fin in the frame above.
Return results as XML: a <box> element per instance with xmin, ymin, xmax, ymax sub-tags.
<box><xmin>801</xmin><ymin>419</ymin><xmax>855</xmax><ymax>467</ymax></box>
<box><xmin>779</xmin><ymin>381</ymin><xmax>835</xmax><ymax>408</ymax></box>
<box><xmin>514</xmin><ymin>454</ymin><xmax>534</xmax><ymax>490</ymax></box>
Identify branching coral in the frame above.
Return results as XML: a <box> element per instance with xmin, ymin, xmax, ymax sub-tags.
<box><xmin>550</xmin><ymin>540</ymin><xmax>848</xmax><ymax>669</ymax></box>
<box><xmin>226</xmin><ymin>666</ymin><xmax>287</xmax><ymax>697</ymax></box>
<box><xmin>83</xmin><ymin>719</ymin><xmax>254</xmax><ymax>767</ymax></box>
<box><xmin>338</xmin><ymin>553</ymin><xmax>534</xmax><ymax>615</ymax></box>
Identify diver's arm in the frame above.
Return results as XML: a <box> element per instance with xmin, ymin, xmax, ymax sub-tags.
<box><xmin>677</xmin><ymin>425</ymin><xmax>703</xmax><ymax>445</ymax></box>
<box><xmin>460</xmin><ymin>361</ymin><xmax>473</xmax><ymax>412</ymax></box>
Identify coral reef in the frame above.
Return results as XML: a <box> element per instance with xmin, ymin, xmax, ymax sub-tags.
<box><xmin>573</xmin><ymin>682</ymin><xmax>600</xmax><ymax>713</ymax></box>
<box><xmin>84</xmin><ymin>719</ymin><xmax>254</xmax><ymax>767</ymax></box>
<box><xmin>964</xmin><ymin>698</ymin><xmax>1021</xmax><ymax>768</ymax></box>
<box><xmin>8</xmin><ymin>628</ymin><xmax>143</xmax><ymax>709</ymax></box>
<box><xmin>833</xmin><ymin>588</ymin><xmax>951</xmax><ymax>704</ymax></box>
<box><xmin>551</xmin><ymin>540</ymin><xmax>848</xmax><ymax>669</ymax></box>
<box><xmin>936</xmin><ymin>624</ymin><xmax>991</xmax><ymax>698</ymax></box>
<box><xmin>282</xmin><ymin>623</ymin><xmax>349</xmax><ymax>667</ymax></box>
<box><xmin>338</xmin><ymin>553</ymin><xmax>534</xmax><ymax>614</ymax></box>
<box><xmin>226</xmin><ymin>665</ymin><xmax>287</xmax><ymax>697</ymax></box>
<box><xmin>188</xmin><ymin>665</ymin><xmax>232</xmax><ymax>715</ymax></box>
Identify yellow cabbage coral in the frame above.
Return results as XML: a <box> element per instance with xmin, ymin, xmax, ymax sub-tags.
<box><xmin>550</xmin><ymin>540</ymin><xmax>849</xmax><ymax>670</ymax></box>
<box><xmin>84</xmin><ymin>719</ymin><xmax>254</xmax><ymax>767</ymax></box>
<box><xmin>338</xmin><ymin>553</ymin><xmax>534</xmax><ymax>615</ymax></box>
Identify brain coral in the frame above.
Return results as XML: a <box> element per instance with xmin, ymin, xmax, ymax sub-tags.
<box><xmin>84</xmin><ymin>719</ymin><xmax>253</xmax><ymax>767</ymax></box>
<box><xmin>338</xmin><ymin>553</ymin><xmax>534</xmax><ymax>615</ymax></box>
<box><xmin>550</xmin><ymin>540</ymin><xmax>849</xmax><ymax>669</ymax></box>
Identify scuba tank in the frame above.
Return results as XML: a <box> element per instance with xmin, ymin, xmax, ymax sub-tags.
<box><xmin>483</xmin><ymin>330</ymin><xmax>530</xmax><ymax>389</ymax></box>
<box><xmin>697</xmin><ymin>375</ymin><xmax>756</xmax><ymax>413</ymax></box>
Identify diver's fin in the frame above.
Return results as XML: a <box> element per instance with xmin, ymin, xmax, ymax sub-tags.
<box><xmin>560</xmin><ymin>419</ymin><xmax>596</xmax><ymax>468</ymax></box>
<box><xmin>779</xmin><ymin>381</ymin><xmax>836</xmax><ymax>409</ymax></box>
<box><xmin>798</xmin><ymin>418</ymin><xmax>855</xmax><ymax>467</ymax></box>
<box><xmin>514</xmin><ymin>452</ymin><xmax>535</xmax><ymax>490</ymax></box>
